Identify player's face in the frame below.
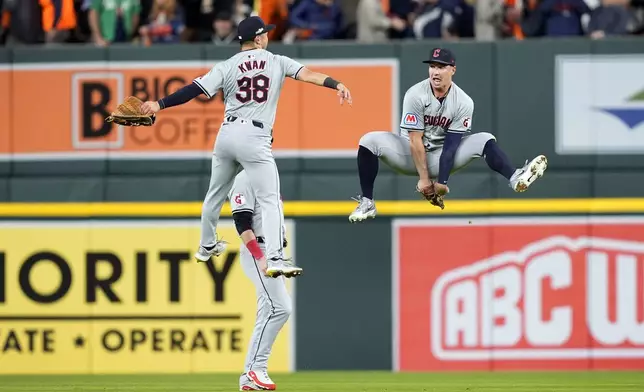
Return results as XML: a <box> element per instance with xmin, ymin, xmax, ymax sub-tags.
<box><xmin>428</xmin><ymin>63</ymin><xmax>455</xmax><ymax>90</ymax></box>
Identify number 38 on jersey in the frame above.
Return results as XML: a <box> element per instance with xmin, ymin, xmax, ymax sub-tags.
<box><xmin>236</xmin><ymin>75</ymin><xmax>270</xmax><ymax>104</ymax></box>
<box><xmin>191</xmin><ymin>48</ymin><xmax>305</xmax><ymax>128</ymax></box>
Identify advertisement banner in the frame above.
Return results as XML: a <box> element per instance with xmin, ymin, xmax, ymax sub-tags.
<box><xmin>0</xmin><ymin>220</ymin><xmax>295</xmax><ymax>374</ymax></box>
<box><xmin>0</xmin><ymin>60</ymin><xmax>397</xmax><ymax>160</ymax></box>
<box><xmin>555</xmin><ymin>54</ymin><xmax>644</xmax><ymax>154</ymax></box>
<box><xmin>393</xmin><ymin>217</ymin><xmax>644</xmax><ymax>371</ymax></box>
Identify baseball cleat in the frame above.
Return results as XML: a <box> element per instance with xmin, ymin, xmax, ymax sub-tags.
<box><xmin>349</xmin><ymin>196</ymin><xmax>377</xmax><ymax>222</ymax></box>
<box><xmin>194</xmin><ymin>237</ymin><xmax>228</xmax><ymax>262</ymax></box>
<box><xmin>280</xmin><ymin>258</ymin><xmax>303</xmax><ymax>278</ymax></box>
<box><xmin>240</xmin><ymin>382</ymin><xmax>263</xmax><ymax>391</ymax></box>
<box><xmin>247</xmin><ymin>370</ymin><xmax>276</xmax><ymax>390</ymax></box>
<box><xmin>240</xmin><ymin>373</ymin><xmax>263</xmax><ymax>390</ymax></box>
<box><xmin>509</xmin><ymin>155</ymin><xmax>547</xmax><ymax>192</ymax></box>
<box><xmin>267</xmin><ymin>257</ymin><xmax>303</xmax><ymax>278</ymax></box>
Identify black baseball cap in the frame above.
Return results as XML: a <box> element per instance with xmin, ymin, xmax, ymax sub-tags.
<box><xmin>237</xmin><ymin>16</ymin><xmax>275</xmax><ymax>43</ymax></box>
<box><xmin>422</xmin><ymin>48</ymin><xmax>456</xmax><ymax>66</ymax></box>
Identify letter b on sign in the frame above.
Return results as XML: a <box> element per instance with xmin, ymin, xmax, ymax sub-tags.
<box><xmin>73</xmin><ymin>72</ymin><xmax>124</xmax><ymax>149</ymax></box>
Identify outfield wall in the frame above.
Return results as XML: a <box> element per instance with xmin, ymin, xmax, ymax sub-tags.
<box><xmin>1</xmin><ymin>202</ymin><xmax>644</xmax><ymax>373</ymax></box>
<box><xmin>2</xmin><ymin>35</ymin><xmax>644</xmax><ymax>374</ymax></box>
<box><xmin>2</xmin><ymin>37</ymin><xmax>644</xmax><ymax>201</ymax></box>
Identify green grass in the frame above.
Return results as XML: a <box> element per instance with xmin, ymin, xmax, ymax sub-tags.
<box><xmin>0</xmin><ymin>371</ymin><xmax>642</xmax><ymax>392</ymax></box>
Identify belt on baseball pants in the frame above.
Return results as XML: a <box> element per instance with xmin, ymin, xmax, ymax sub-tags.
<box><xmin>226</xmin><ymin>116</ymin><xmax>263</xmax><ymax>129</ymax></box>
<box><xmin>256</xmin><ymin>236</ymin><xmax>265</xmax><ymax>243</ymax></box>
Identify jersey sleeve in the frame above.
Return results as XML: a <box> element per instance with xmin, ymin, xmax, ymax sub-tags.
<box><xmin>276</xmin><ymin>55</ymin><xmax>305</xmax><ymax>79</ymax></box>
<box><xmin>229</xmin><ymin>176</ymin><xmax>256</xmax><ymax>214</ymax></box>
<box><xmin>193</xmin><ymin>63</ymin><xmax>224</xmax><ymax>99</ymax></box>
<box><xmin>449</xmin><ymin>97</ymin><xmax>474</xmax><ymax>133</ymax></box>
<box><xmin>399</xmin><ymin>89</ymin><xmax>425</xmax><ymax>132</ymax></box>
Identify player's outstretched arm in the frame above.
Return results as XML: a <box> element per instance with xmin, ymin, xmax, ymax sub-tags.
<box><xmin>140</xmin><ymin>82</ymin><xmax>205</xmax><ymax>115</ymax></box>
<box><xmin>295</xmin><ymin>68</ymin><xmax>352</xmax><ymax>106</ymax></box>
<box><xmin>141</xmin><ymin>64</ymin><xmax>223</xmax><ymax>115</ymax></box>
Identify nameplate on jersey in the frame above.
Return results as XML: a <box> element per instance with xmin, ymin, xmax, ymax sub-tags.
<box><xmin>238</xmin><ymin>60</ymin><xmax>266</xmax><ymax>73</ymax></box>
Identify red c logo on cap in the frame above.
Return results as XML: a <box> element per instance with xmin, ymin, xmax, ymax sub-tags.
<box><xmin>433</xmin><ymin>49</ymin><xmax>441</xmax><ymax>57</ymax></box>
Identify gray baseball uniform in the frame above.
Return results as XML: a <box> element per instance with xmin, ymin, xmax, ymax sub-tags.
<box><xmin>195</xmin><ymin>48</ymin><xmax>304</xmax><ymax>261</ymax></box>
<box><xmin>359</xmin><ymin>80</ymin><xmax>495</xmax><ymax>177</ymax></box>
<box><xmin>229</xmin><ymin>170</ymin><xmax>292</xmax><ymax>374</ymax></box>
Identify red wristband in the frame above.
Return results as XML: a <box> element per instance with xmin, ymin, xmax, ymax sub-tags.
<box><xmin>246</xmin><ymin>239</ymin><xmax>265</xmax><ymax>260</ymax></box>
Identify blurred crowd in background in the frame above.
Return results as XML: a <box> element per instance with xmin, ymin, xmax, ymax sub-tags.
<box><xmin>1</xmin><ymin>0</ymin><xmax>643</xmax><ymax>46</ymax></box>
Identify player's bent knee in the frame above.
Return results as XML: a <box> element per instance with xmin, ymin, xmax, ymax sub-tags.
<box><xmin>358</xmin><ymin>132</ymin><xmax>376</xmax><ymax>151</ymax></box>
<box><xmin>358</xmin><ymin>131</ymin><xmax>388</xmax><ymax>155</ymax></box>
<box><xmin>477</xmin><ymin>132</ymin><xmax>496</xmax><ymax>143</ymax></box>
<box><xmin>470</xmin><ymin>132</ymin><xmax>496</xmax><ymax>154</ymax></box>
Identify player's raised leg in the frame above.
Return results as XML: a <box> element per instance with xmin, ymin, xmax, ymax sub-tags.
<box><xmin>239</xmin><ymin>129</ymin><xmax>301</xmax><ymax>276</ymax></box>
<box><xmin>350</xmin><ymin>131</ymin><xmax>416</xmax><ymax>222</ymax></box>
<box><xmin>507</xmin><ymin>154</ymin><xmax>548</xmax><ymax>192</ymax></box>
<box><xmin>238</xmin><ymin>245</ymin><xmax>292</xmax><ymax>391</ymax></box>
<box><xmin>352</xmin><ymin>143</ymin><xmax>379</xmax><ymax>222</ymax></box>
<box><xmin>443</xmin><ymin>132</ymin><xmax>547</xmax><ymax>192</ymax></box>
<box><xmin>195</xmin><ymin>132</ymin><xmax>240</xmax><ymax>261</ymax></box>
<box><xmin>478</xmin><ymin>136</ymin><xmax>547</xmax><ymax>192</ymax></box>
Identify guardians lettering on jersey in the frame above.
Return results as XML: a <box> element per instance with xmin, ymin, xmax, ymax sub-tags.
<box><xmin>424</xmin><ymin>115</ymin><xmax>452</xmax><ymax>129</ymax></box>
<box><xmin>402</xmin><ymin>113</ymin><xmax>453</xmax><ymax>130</ymax></box>
<box><xmin>400</xmin><ymin>81</ymin><xmax>473</xmax><ymax>134</ymax></box>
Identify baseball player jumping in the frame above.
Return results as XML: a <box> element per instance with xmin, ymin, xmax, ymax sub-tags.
<box><xmin>140</xmin><ymin>16</ymin><xmax>352</xmax><ymax>276</ymax></box>
<box><xmin>213</xmin><ymin>169</ymin><xmax>293</xmax><ymax>391</ymax></box>
<box><xmin>349</xmin><ymin>48</ymin><xmax>547</xmax><ymax>222</ymax></box>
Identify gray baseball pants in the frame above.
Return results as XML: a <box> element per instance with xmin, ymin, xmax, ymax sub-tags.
<box><xmin>240</xmin><ymin>243</ymin><xmax>292</xmax><ymax>372</ymax></box>
<box><xmin>200</xmin><ymin>119</ymin><xmax>285</xmax><ymax>260</ymax></box>
<box><xmin>359</xmin><ymin>131</ymin><xmax>496</xmax><ymax>177</ymax></box>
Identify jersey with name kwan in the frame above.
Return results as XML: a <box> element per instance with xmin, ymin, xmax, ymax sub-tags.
<box><xmin>399</xmin><ymin>80</ymin><xmax>473</xmax><ymax>150</ymax></box>
<box><xmin>193</xmin><ymin>48</ymin><xmax>304</xmax><ymax>128</ymax></box>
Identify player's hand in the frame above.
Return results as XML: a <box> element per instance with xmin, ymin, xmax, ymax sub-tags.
<box><xmin>141</xmin><ymin>101</ymin><xmax>161</xmax><ymax>115</ymax></box>
<box><xmin>417</xmin><ymin>179</ymin><xmax>449</xmax><ymax>195</ymax></box>
<box><xmin>417</xmin><ymin>178</ymin><xmax>433</xmax><ymax>193</ymax></box>
<box><xmin>433</xmin><ymin>182</ymin><xmax>449</xmax><ymax>196</ymax></box>
<box><xmin>416</xmin><ymin>179</ymin><xmax>449</xmax><ymax>209</ymax></box>
<box><xmin>337</xmin><ymin>83</ymin><xmax>352</xmax><ymax>106</ymax></box>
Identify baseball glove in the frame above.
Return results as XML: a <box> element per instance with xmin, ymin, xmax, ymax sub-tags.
<box><xmin>416</xmin><ymin>181</ymin><xmax>446</xmax><ymax>210</ymax></box>
<box><xmin>105</xmin><ymin>96</ymin><xmax>156</xmax><ymax>126</ymax></box>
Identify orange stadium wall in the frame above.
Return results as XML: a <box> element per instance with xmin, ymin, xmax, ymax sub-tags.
<box><xmin>1</xmin><ymin>39</ymin><xmax>644</xmax><ymax>202</ymax></box>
